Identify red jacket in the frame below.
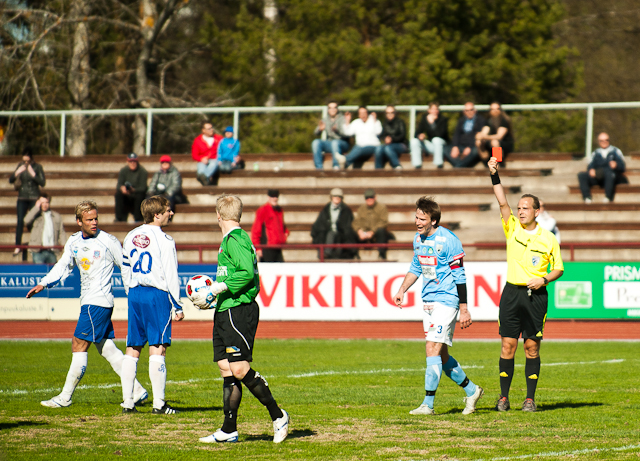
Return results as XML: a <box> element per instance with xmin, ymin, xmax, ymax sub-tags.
<box><xmin>191</xmin><ymin>134</ymin><xmax>223</xmax><ymax>162</ymax></box>
<box><xmin>251</xmin><ymin>203</ymin><xmax>289</xmax><ymax>246</ymax></box>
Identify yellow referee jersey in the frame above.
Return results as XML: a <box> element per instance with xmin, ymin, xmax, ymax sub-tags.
<box><xmin>502</xmin><ymin>213</ymin><xmax>564</xmax><ymax>285</ymax></box>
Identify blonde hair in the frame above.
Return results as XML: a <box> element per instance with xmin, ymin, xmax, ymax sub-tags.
<box><xmin>216</xmin><ymin>194</ymin><xmax>243</xmax><ymax>222</ymax></box>
<box><xmin>141</xmin><ymin>195</ymin><xmax>170</xmax><ymax>223</ymax></box>
<box><xmin>75</xmin><ymin>200</ymin><xmax>98</xmax><ymax>221</ymax></box>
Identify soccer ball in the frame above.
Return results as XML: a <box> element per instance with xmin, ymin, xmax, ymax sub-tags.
<box><xmin>186</xmin><ymin>274</ymin><xmax>217</xmax><ymax>310</ymax></box>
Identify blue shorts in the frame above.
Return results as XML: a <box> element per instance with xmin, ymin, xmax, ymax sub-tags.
<box><xmin>74</xmin><ymin>305</ymin><xmax>115</xmax><ymax>343</ymax></box>
<box><xmin>127</xmin><ymin>286</ymin><xmax>174</xmax><ymax>347</ymax></box>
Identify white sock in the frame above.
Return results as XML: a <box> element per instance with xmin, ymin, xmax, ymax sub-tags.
<box><xmin>121</xmin><ymin>355</ymin><xmax>138</xmax><ymax>408</ymax></box>
<box><xmin>97</xmin><ymin>339</ymin><xmax>146</xmax><ymax>396</ymax></box>
<box><xmin>149</xmin><ymin>355</ymin><xmax>166</xmax><ymax>409</ymax></box>
<box><xmin>60</xmin><ymin>352</ymin><xmax>88</xmax><ymax>401</ymax></box>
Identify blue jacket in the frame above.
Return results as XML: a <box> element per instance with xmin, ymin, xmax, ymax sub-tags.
<box><xmin>217</xmin><ymin>138</ymin><xmax>240</xmax><ymax>162</ymax></box>
<box><xmin>587</xmin><ymin>146</ymin><xmax>625</xmax><ymax>173</ymax></box>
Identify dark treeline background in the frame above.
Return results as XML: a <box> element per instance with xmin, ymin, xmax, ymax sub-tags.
<box><xmin>0</xmin><ymin>0</ymin><xmax>638</xmax><ymax>156</ymax></box>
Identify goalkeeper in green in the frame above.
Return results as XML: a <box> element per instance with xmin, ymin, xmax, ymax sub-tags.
<box><xmin>197</xmin><ymin>194</ymin><xmax>289</xmax><ymax>444</ymax></box>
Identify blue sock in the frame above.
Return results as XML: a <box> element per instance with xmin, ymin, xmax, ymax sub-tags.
<box><xmin>422</xmin><ymin>356</ymin><xmax>442</xmax><ymax>408</ymax></box>
<box><xmin>443</xmin><ymin>355</ymin><xmax>477</xmax><ymax>397</ymax></box>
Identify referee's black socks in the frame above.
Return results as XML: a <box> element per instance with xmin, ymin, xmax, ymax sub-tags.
<box><xmin>525</xmin><ymin>357</ymin><xmax>541</xmax><ymax>400</ymax></box>
<box><xmin>242</xmin><ymin>368</ymin><xmax>284</xmax><ymax>421</ymax></box>
<box><xmin>499</xmin><ymin>357</ymin><xmax>515</xmax><ymax>398</ymax></box>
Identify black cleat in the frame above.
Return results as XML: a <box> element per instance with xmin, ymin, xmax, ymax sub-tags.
<box><xmin>522</xmin><ymin>398</ymin><xmax>537</xmax><ymax>412</ymax></box>
<box><xmin>152</xmin><ymin>403</ymin><xmax>179</xmax><ymax>415</ymax></box>
<box><xmin>495</xmin><ymin>396</ymin><xmax>510</xmax><ymax>412</ymax></box>
<box><xmin>122</xmin><ymin>406</ymin><xmax>138</xmax><ymax>414</ymax></box>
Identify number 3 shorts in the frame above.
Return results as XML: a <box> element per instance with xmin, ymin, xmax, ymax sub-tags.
<box><xmin>422</xmin><ymin>302</ymin><xmax>458</xmax><ymax>346</ymax></box>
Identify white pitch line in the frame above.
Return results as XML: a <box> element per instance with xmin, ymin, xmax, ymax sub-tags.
<box><xmin>470</xmin><ymin>443</ymin><xmax>640</xmax><ymax>461</ymax></box>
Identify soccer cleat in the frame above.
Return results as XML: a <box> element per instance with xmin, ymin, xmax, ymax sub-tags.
<box><xmin>122</xmin><ymin>406</ymin><xmax>138</xmax><ymax>414</ymax></box>
<box><xmin>152</xmin><ymin>403</ymin><xmax>179</xmax><ymax>415</ymax></box>
<box><xmin>273</xmin><ymin>409</ymin><xmax>290</xmax><ymax>443</ymax></box>
<box><xmin>40</xmin><ymin>395</ymin><xmax>72</xmax><ymax>408</ymax></box>
<box><xmin>409</xmin><ymin>404</ymin><xmax>435</xmax><ymax>415</ymax></box>
<box><xmin>133</xmin><ymin>389</ymin><xmax>149</xmax><ymax>406</ymax></box>
<box><xmin>495</xmin><ymin>396</ymin><xmax>510</xmax><ymax>412</ymax></box>
<box><xmin>522</xmin><ymin>398</ymin><xmax>537</xmax><ymax>412</ymax></box>
<box><xmin>199</xmin><ymin>429</ymin><xmax>239</xmax><ymax>443</ymax></box>
<box><xmin>462</xmin><ymin>386</ymin><xmax>484</xmax><ymax>415</ymax></box>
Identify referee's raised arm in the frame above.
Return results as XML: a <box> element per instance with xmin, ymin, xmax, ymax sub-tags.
<box><xmin>488</xmin><ymin>157</ymin><xmax>512</xmax><ymax>223</ymax></box>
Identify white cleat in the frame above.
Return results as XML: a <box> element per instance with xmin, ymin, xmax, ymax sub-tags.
<box><xmin>273</xmin><ymin>409</ymin><xmax>290</xmax><ymax>443</ymax></box>
<box><xmin>133</xmin><ymin>389</ymin><xmax>149</xmax><ymax>405</ymax></box>
<box><xmin>41</xmin><ymin>395</ymin><xmax>72</xmax><ymax>408</ymax></box>
<box><xmin>462</xmin><ymin>385</ymin><xmax>484</xmax><ymax>415</ymax></box>
<box><xmin>409</xmin><ymin>404</ymin><xmax>435</xmax><ymax>415</ymax></box>
<box><xmin>199</xmin><ymin>429</ymin><xmax>239</xmax><ymax>443</ymax></box>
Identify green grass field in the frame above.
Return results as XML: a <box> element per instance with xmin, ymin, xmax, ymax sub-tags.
<box><xmin>1</xmin><ymin>339</ymin><xmax>639</xmax><ymax>460</ymax></box>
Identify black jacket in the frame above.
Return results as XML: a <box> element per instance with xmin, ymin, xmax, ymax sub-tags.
<box><xmin>415</xmin><ymin>114</ymin><xmax>450</xmax><ymax>142</ymax></box>
<box><xmin>451</xmin><ymin>115</ymin><xmax>486</xmax><ymax>149</ymax></box>
<box><xmin>311</xmin><ymin>202</ymin><xmax>357</xmax><ymax>257</ymax></box>
<box><xmin>9</xmin><ymin>161</ymin><xmax>46</xmax><ymax>200</ymax></box>
<box><xmin>380</xmin><ymin>117</ymin><xmax>407</xmax><ymax>144</ymax></box>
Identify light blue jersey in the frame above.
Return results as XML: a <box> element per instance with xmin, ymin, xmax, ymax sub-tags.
<box><xmin>409</xmin><ymin>226</ymin><xmax>466</xmax><ymax>308</ymax></box>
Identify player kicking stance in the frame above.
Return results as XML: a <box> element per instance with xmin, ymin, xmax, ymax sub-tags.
<box><xmin>120</xmin><ymin>196</ymin><xmax>184</xmax><ymax>414</ymax></box>
<box><xmin>26</xmin><ymin>200</ymin><xmax>148</xmax><ymax>408</ymax></box>
<box><xmin>196</xmin><ymin>194</ymin><xmax>289</xmax><ymax>443</ymax></box>
<box><xmin>394</xmin><ymin>196</ymin><xmax>484</xmax><ymax>415</ymax></box>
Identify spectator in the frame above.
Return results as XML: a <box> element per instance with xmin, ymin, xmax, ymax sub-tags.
<box><xmin>311</xmin><ymin>188</ymin><xmax>357</xmax><ymax>259</ymax></box>
<box><xmin>192</xmin><ymin>120</ymin><xmax>223</xmax><ymax>185</ymax></box>
<box><xmin>342</xmin><ymin>106</ymin><xmax>382</xmax><ymax>169</ymax></box>
<box><xmin>578</xmin><ymin>132</ymin><xmax>626</xmax><ymax>204</ymax></box>
<box><xmin>147</xmin><ymin>155</ymin><xmax>187</xmax><ymax>212</ymax></box>
<box><xmin>115</xmin><ymin>153</ymin><xmax>147</xmax><ymax>223</ymax></box>
<box><xmin>24</xmin><ymin>193</ymin><xmax>66</xmax><ymax>264</ymax></box>
<box><xmin>445</xmin><ymin>102</ymin><xmax>486</xmax><ymax>168</ymax></box>
<box><xmin>217</xmin><ymin>126</ymin><xmax>242</xmax><ymax>174</ymax></box>
<box><xmin>374</xmin><ymin>105</ymin><xmax>407</xmax><ymax>170</ymax></box>
<box><xmin>251</xmin><ymin>189</ymin><xmax>290</xmax><ymax>263</ymax></box>
<box><xmin>311</xmin><ymin>101</ymin><xmax>350</xmax><ymax>170</ymax></box>
<box><xmin>411</xmin><ymin>102</ymin><xmax>450</xmax><ymax>169</ymax></box>
<box><xmin>353</xmin><ymin>189</ymin><xmax>390</xmax><ymax>260</ymax></box>
<box><xmin>9</xmin><ymin>148</ymin><xmax>46</xmax><ymax>260</ymax></box>
<box><xmin>536</xmin><ymin>200</ymin><xmax>561</xmax><ymax>243</ymax></box>
<box><xmin>476</xmin><ymin>102</ymin><xmax>515</xmax><ymax>163</ymax></box>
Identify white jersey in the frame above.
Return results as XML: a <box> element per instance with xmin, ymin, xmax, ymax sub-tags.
<box><xmin>40</xmin><ymin>229</ymin><xmax>123</xmax><ymax>308</ymax></box>
<box><xmin>122</xmin><ymin>224</ymin><xmax>183</xmax><ymax>310</ymax></box>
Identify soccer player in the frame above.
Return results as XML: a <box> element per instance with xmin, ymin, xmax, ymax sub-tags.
<box><xmin>196</xmin><ymin>194</ymin><xmax>289</xmax><ymax>444</ymax></box>
<box><xmin>393</xmin><ymin>196</ymin><xmax>484</xmax><ymax>415</ymax></box>
<box><xmin>26</xmin><ymin>200</ymin><xmax>148</xmax><ymax>408</ymax></box>
<box><xmin>488</xmin><ymin>156</ymin><xmax>564</xmax><ymax>412</ymax></box>
<box><xmin>120</xmin><ymin>195</ymin><xmax>184</xmax><ymax>414</ymax></box>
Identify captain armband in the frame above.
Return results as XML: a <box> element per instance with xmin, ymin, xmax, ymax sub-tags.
<box><xmin>491</xmin><ymin>171</ymin><xmax>501</xmax><ymax>185</ymax></box>
<box><xmin>456</xmin><ymin>284</ymin><xmax>468</xmax><ymax>304</ymax></box>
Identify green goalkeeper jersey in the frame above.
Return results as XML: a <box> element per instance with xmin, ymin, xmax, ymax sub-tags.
<box><xmin>215</xmin><ymin>227</ymin><xmax>260</xmax><ymax>312</ymax></box>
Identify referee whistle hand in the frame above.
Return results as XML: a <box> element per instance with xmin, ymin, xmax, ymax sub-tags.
<box><xmin>526</xmin><ymin>278</ymin><xmax>544</xmax><ymax>290</ymax></box>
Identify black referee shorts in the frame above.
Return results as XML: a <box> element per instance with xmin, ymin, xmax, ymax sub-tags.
<box><xmin>498</xmin><ymin>283</ymin><xmax>548</xmax><ymax>340</ymax></box>
<box><xmin>213</xmin><ymin>301</ymin><xmax>260</xmax><ymax>363</ymax></box>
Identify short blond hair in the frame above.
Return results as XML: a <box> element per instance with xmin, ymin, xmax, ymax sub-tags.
<box><xmin>141</xmin><ymin>195</ymin><xmax>170</xmax><ymax>223</ymax></box>
<box><xmin>75</xmin><ymin>200</ymin><xmax>98</xmax><ymax>221</ymax></box>
<box><xmin>216</xmin><ymin>194</ymin><xmax>243</xmax><ymax>222</ymax></box>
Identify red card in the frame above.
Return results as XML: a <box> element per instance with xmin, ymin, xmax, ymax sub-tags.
<box><xmin>492</xmin><ymin>147</ymin><xmax>503</xmax><ymax>162</ymax></box>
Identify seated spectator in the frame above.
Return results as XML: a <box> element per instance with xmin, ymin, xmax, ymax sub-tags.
<box><xmin>578</xmin><ymin>132</ymin><xmax>626</xmax><ymax>203</ymax></box>
<box><xmin>114</xmin><ymin>153</ymin><xmax>147</xmax><ymax>222</ymax></box>
<box><xmin>147</xmin><ymin>155</ymin><xmax>187</xmax><ymax>212</ymax></box>
<box><xmin>410</xmin><ymin>102</ymin><xmax>450</xmax><ymax>169</ymax></box>
<box><xmin>217</xmin><ymin>126</ymin><xmax>242</xmax><ymax>174</ymax></box>
<box><xmin>374</xmin><ymin>105</ymin><xmax>407</xmax><ymax>170</ymax></box>
<box><xmin>352</xmin><ymin>189</ymin><xmax>390</xmax><ymax>260</ymax></box>
<box><xmin>9</xmin><ymin>147</ymin><xmax>46</xmax><ymax>260</ymax></box>
<box><xmin>251</xmin><ymin>189</ymin><xmax>289</xmax><ymax>262</ymax></box>
<box><xmin>342</xmin><ymin>106</ymin><xmax>382</xmax><ymax>169</ymax></box>
<box><xmin>311</xmin><ymin>101</ymin><xmax>350</xmax><ymax>170</ymax></box>
<box><xmin>476</xmin><ymin>101</ymin><xmax>515</xmax><ymax>163</ymax></box>
<box><xmin>444</xmin><ymin>102</ymin><xmax>486</xmax><ymax>168</ymax></box>
<box><xmin>535</xmin><ymin>199</ymin><xmax>561</xmax><ymax>243</ymax></box>
<box><xmin>191</xmin><ymin>120</ymin><xmax>223</xmax><ymax>185</ymax></box>
<box><xmin>24</xmin><ymin>193</ymin><xmax>66</xmax><ymax>264</ymax></box>
<box><xmin>311</xmin><ymin>188</ymin><xmax>357</xmax><ymax>259</ymax></box>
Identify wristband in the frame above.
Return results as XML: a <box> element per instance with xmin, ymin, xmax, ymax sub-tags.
<box><xmin>491</xmin><ymin>171</ymin><xmax>501</xmax><ymax>185</ymax></box>
<box><xmin>542</xmin><ymin>277</ymin><xmax>548</xmax><ymax>285</ymax></box>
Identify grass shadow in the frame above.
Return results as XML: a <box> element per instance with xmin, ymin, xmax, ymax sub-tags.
<box><xmin>439</xmin><ymin>401</ymin><xmax>604</xmax><ymax>415</ymax></box>
<box><xmin>0</xmin><ymin>421</ymin><xmax>47</xmax><ymax>430</ymax></box>
<box><xmin>171</xmin><ymin>406</ymin><xmax>222</xmax><ymax>412</ymax></box>
<box><xmin>243</xmin><ymin>429</ymin><xmax>316</xmax><ymax>442</ymax></box>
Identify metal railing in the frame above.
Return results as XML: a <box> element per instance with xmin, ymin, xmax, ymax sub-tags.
<box><xmin>4</xmin><ymin>101</ymin><xmax>640</xmax><ymax>158</ymax></box>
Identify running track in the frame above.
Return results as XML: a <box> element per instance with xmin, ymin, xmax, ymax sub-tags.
<box><xmin>1</xmin><ymin>320</ymin><xmax>639</xmax><ymax>340</ymax></box>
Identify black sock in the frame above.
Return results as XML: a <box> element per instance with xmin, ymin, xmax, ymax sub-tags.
<box><xmin>221</xmin><ymin>376</ymin><xmax>242</xmax><ymax>433</ymax></box>
<box><xmin>525</xmin><ymin>357</ymin><xmax>541</xmax><ymax>400</ymax></box>
<box><xmin>241</xmin><ymin>368</ymin><xmax>283</xmax><ymax>421</ymax></box>
<box><xmin>499</xmin><ymin>357</ymin><xmax>515</xmax><ymax>399</ymax></box>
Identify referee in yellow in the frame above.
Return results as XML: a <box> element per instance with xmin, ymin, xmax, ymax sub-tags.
<box><xmin>488</xmin><ymin>156</ymin><xmax>564</xmax><ymax>412</ymax></box>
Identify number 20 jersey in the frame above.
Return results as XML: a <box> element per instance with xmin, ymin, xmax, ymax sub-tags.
<box><xmin>409</xmin><ymin>226</ymin><xmax>466</xmax><ymax>309</ymax></box>
<box><xmin>122</xmin><ymin>224</ymin><xmax>183</xmax><ymax>309</ymax></box>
